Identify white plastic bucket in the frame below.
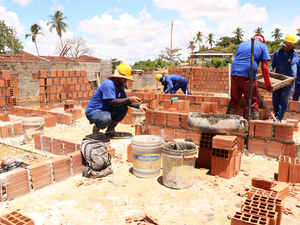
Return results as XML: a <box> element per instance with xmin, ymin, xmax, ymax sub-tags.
<box><xmin>22</xmin><ymin>117</ymin><xmax>45</xmax><ymax>143</ymax></box>
<box><xmin>161</xmin><ymin>142</ymin><xmax>198</xmax><ymax>189</ymax></box>
<box><xmin>131</xmin><ymin>135</ymin><xmax>164</xmax><ymax>178</ymax></box>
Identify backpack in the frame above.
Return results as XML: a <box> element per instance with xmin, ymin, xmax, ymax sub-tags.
<box><xmin>81</xmin><ymin>138</ymin><xmax>113</xmax><ymax>178</ymax></box>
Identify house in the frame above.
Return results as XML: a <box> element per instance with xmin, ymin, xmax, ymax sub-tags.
<box><xmin>190</xmin><ymin>48</ymin><xmax>234</xmax><ymax>63</ymax></box>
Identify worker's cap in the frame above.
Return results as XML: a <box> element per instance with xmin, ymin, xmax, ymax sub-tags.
<box><xmin>253</xmin><ymin>34</ymin><xmax>265</xmax><ymax>43</ymax></box>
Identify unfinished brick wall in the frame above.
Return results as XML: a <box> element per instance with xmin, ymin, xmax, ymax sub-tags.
<box><xmin>38</xmin><ymin>70</ymin><xmax>94</xmax><ymax>108</ymax></box>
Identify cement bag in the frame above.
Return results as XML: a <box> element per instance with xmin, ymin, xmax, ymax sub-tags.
<box><xmin>81</xmin><ymin>138</ymin><xmax>113</xmax><ymax>178</ymax></box>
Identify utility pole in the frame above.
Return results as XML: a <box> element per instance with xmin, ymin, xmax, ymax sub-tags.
<box><xmin>170</xmin><ymin>21</ymin><xmax>173</xmax><ymax>67</ymax></box>
<box><xmin>11</xmin><ymin>28</ymin><xmax>14</xmax><ymax>55</ymax></box>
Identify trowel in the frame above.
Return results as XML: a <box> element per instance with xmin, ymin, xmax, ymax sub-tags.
<box><xmin>140</xmin><ymin>99</ymin><xmax>156</xmax><ymax>104</ymax></box>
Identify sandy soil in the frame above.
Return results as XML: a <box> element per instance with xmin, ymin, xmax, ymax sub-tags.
<box><xmin>0</xmin><ymin>107</ymin><xmax>300</xmax><ymax>225</ymax></box>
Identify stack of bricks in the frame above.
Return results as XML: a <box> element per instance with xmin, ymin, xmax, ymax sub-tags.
<box><xmin>38</xmin><ymin>70</ymin><xmax>93</xmax><ymax>108</ymax></box>
<box><xmin>0</xmin><ymin>151</ymin><xmax>85</xmax><ymax>201</ymax></box>
<box><xmin>210</xmin><ymin>135</ymin><xmax>241</xmax><ymax>179</ymax></box>
<box><xmin>231</xmin><ymin>179</ymin><xmax>289</xmax><ymax>225</ymax></box>
<box><xmin>278</xmin><ymin>155</ymin><xmax>300</xmax><ymax>183</ymax></box>
<box><xmin>248</xmin><ymin>120</ymin><xmax>298</xmax><ymax>158</ymax></box>
<box><xmin>0</xmin><ymin>70</ymin><xmax>17</xmax><ymax>107</ymax></box>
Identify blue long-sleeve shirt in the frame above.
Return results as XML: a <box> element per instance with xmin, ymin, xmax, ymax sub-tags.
<box><xmin>162</xmin><ymin>75</ymin><xmax>185</xmax><ymax>93</ymax></box>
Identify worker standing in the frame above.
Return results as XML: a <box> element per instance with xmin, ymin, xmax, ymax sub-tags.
<box><xmin>85</xmin><ymin>63</ymin><xmax>147</xmax><ymax>137</ymax></box>
<box><xmin>270</xmin><ymin>34</ymin><xmax>298</xmax><ymax>121</ymax></box>
<box><xmin>155</xmin><ymin>74</ymin><xmax>190</xmax><ymax>95</ymax></box>
<box><xmin>292</xmin><ymin>58</ymin><xmax>300</xmax><ymax>101</ymax></box>
<box><xmin>226</xmin><ymin>34</ymin><xmax>273</xmax><ymax>120</ymax></box>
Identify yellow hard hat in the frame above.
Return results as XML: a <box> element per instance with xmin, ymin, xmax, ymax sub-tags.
<box><xmin>155</xmin><ymin>74</ymin><xmax>162</xmax><ymax>82</ymax></box>
<box><xmin>117</xmin><ymin>63</ymin><xmax>132</xmax><ymax>78</ymax></box>
<box><xmin>284</xmin><ymin>33</ymin><xmax>296</xmax><ymax>44</ymax></box>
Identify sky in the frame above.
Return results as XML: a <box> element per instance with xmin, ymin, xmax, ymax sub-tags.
<box><xmin>1</xmin><ymin>0</ymin><xmax>300</xmax><ymax>65</ymax></box>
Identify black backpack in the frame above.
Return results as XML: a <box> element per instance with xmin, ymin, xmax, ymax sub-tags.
<box><xmin>81</xmin><ymin>139</ymin><xmax>113</xmax><ymax>178</ymax></box>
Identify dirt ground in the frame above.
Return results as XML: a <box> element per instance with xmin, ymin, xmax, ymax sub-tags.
<box><xmin>0</xmin><ymin>107</ymin><xmax>300</xmax><ymax>225</ymax></box>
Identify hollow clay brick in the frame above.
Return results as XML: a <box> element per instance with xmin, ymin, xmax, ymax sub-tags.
<box><xmin>255</xmin><ymin>120</ymin><xmax>273</xmax><ymax>139</ymax></box>
<box><xmin>161</xmin><ymin>127</ymin><xmax>174</xmax><ymax>142</ymax></box>
<box><xmin>251</xmin><ymin>177</ymin><xmax>273</xmax><ymax>191</ymax></box>
<box><xmin>0</xmin><ymin>168</ymin><xmax>30</xmax><ymax>201</ymax></box>
<box><xmin>50</xmin><ymin>156</ymin><xmax>72</xmax><ymax>182</ymax></box>
<box><xmin>167</xmin><ymin>112</ymin><xmax>180</xmax><ymax>128</ymax></box>
<box><xmin>248</xmin><ymin>139</ymin><xmax>266</xmax><ymax>155</ymax></box>
<box><xmin>197</xmin><ymin>147</ymin><xmax>211</xmax><ymax>169</ymax></box>
<box><xmin>27</xmin><ymin>161</ymin><xmax>53</xmax><ymax>190</ymax></box>
<box><xmin>278</xmin><ymin>156</ymin><xmax>291</xmax><ymax>183</ymax></box>
<box><xmin>289</xmin><ymin>158</ymin><xmax>300</xmax><ymax>183</ymax></box>
<box><xmin>212</xmin><ymin>135</ymin><xmax>237</xmax><ymax>150</ymax></box>
<box><xmin>270</xmin><ymin>183</ymin><xmax>289</xmax><ymax>200</ymax></box>
<box><xmin>150</xmin><ymin>125</ymin><xmax>161</xmax><ymax>136</ymax></box>
<box><xmin>274</xmin><ymin>123</ymin><xmax>294</xmax><ymax>141</ymax></box>
<box><xmin>265</xmin><ymin>141</ymin><xmax>283</xmax><ymax>158</ymax></box>
<box><xmin>211</xmin><ymin>155</ymin><xmax>235</xmax><ymax>179</ymax></box>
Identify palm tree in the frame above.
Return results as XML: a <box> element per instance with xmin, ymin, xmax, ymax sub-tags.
<box><xmin>296</xmin><ymin>28</ymin><xmax>300</xmax><ymax>38</ymax></box>
<box><xmin>193</xmin><ymin>31</ymin><xmax>203</xmax><ymax>50</ymax></box>
<box><xmin>254</xmin><ymin>27</ymin><xmax>263</xmax><ymax>34</ymax></box>
<box><xmin>232</xmin><ymin>27</ymin><xmax>244</xmax><ymax>44</ymax></box>
<box><xmin>271</xmin><ymin>28</ymin><xmax>282</xmax><ymax>40</ymax></box>
<box><xmin>25</xmin><ymin>24</ymin><xmax>44</xmax><ymax>56</ymax></box>
<box><xmin>47</xmin><ymin>10</ymin><xmax>68</xmax><ymax>49</ymax></box>
<box><xmin>187</xmin><ymin>41</ymin><xmax>196</xmax><ymax>65</ymax></box>
<box><xmin>205</xmin><ymin>33</ymin><xmax>215</xmax><ymax>48</ymax></box>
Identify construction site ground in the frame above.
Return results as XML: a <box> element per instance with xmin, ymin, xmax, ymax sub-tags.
<box><xmin>0</xmin><ymin>106</ymin><xmax>300</xmax><ymax>225</ymax></box>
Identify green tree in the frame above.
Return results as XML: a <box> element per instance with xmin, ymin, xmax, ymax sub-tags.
<box><xmin>254</xmin><ymin>27</ymin><xmax>263</xmax><ymax>34</ymax></box>
<box><xmin>25</xmin><ymin>23</ymin><xmax>44</xmax><ymax>56</ymax></box>
<box><xmin>0</xmin><ymin>20</ymin><xmax>23</xmax><ymax>54</ymax></box>
<box><xmin>265</xmin><ymin>39</ymin><xmax>283</xmax><ymax>54</ymax></box>
<box><xmin>216</xmin><ymin>36</ymin><xmax>237</xmax><ymax>48</ymax></box>
<box><xmin>271</xmin><ymin>28</ymin><xmax>282</xmax><ymax>40</ymax></box>
<box><xmin>205</xmin><ymin>33</ymin><xmax>216</xmax><ymax>48</ymax></box>
<box><xmin>296</xmin><ymin>28</ymin><xmax>300</xmax><ymax>38</ymax></box>
<box><xmin>159</xmin><ymin>47</ymin><xmax>182</xmax><ymax>62</ymax></box>
<box><xmin>187</xmin><ymin>41</ymin><xmax>196</xmax><ymax>64</ymax></box>
<box><xmin>47</xmin><ymin>10</ymin><xmax>68</xmax><ymax>49</ymax></box>
<box><xmin>193</xmin><ymin>31</ymin><xmax>203</xmax><ymax>50</ymax></box>
<box><xmin>111</xmin><ymin>59</ymin><xmax>123</xmax><ymax>71</ymax></box>
<box><xmin>224</xmin><ymin>44</ymin><xmax>238</xmax><ymax>53</ymax></box>
<box><xmin>232</xmin><ymin>27</ymin><xmax>244</xmax><ymax>44</ymax></box>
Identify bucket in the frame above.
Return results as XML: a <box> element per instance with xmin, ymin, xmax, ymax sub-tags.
<box><xmin>131</xmin><ymin>108</ymin><xmax>145</xmax><ymax>126</ymax></box>
<box><xmin>161</xmin><ymin>142</ymin><xmax>198</xmax><ymax>189</ymax></box>
<box><xmin>22</xmin><ymin>117</ymin><xmax>45</xmax><ymax>144</ymax></box>
<box><xmin>131</xmin><ymin>135</ymin><xmax>164</xmax><ymax>178</ymax></box>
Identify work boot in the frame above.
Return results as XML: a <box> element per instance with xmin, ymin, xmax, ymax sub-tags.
<box><xmin>105</xmin><ymin>120</ymin><xmax>124</xmax><ymax>137</ymax></box>
<box><xmin>92</xmin><ymin>124</ymin><xmax>100</xmax><ymax>135</ymax></box>
<box><xmin>226</xmin><ymin>107</ymin><xmax>235</xmax><ymax>115</ymax></box>
<box><xmin>251</xmin><ymin>111</ymin><xmax>259</xmax><ymax>120</ymax></box>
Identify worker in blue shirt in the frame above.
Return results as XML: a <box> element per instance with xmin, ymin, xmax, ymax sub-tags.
<box><xmin>85</xmin><ymin>63</ymin><xmax>147</xmax><ymax>137</ymax></box>
<box><xmin>226</xmin><ymin>34</ymin><xmax>273</xmax><ymax>120</ymax></box>
<box><xmin>292</xmin><ymin>58</ymin><xmax>300</xmax><ymax>101</ymax></box>
<box><xmin>270</xmin><ymin>33</ymin><xmax>298</xmax><ymax>121</ymax></box>
<box><xmin>155</xmin><ymin>74</ymin><xmax>190</xmax><ymax>95</ymax></box>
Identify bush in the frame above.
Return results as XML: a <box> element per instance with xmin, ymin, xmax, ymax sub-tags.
<box><xmin>222</xmin><ymin>57</ymin><xmax>232</xmax><ymax>67</ymax></box>
<box><xmin>211</xmin><ymin>57</ymin><xmax>222</xmax><ymax>68</ymax></box>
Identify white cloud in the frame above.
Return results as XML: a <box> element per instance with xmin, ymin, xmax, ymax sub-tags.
<box><xmin>113</xmin><ymin>6</ymin><xmax>122</xmax><ymax>13</ymax></box>
<box><xmin>0</xmin><ymin>6</ymin><xmax>26</xmax><ymax>36</ymax></box>
<box><xmin>50</xmin><ymin>4</ymin><xmax>64</xmax><ymax>12</ymax></box>
<box><xmin>77</xmin><ymin>5</ymin><xmax>211</xmax><ymax>64</ymax></box>
<box><xmin>153</xmin><ymin>0</ymin><xmax>268</xmax><ymax>43</ymax></box>
<box><xmin>12</xmin><ymin>0</ymin><xmax>33</xmax><ymax>7</ymax></box>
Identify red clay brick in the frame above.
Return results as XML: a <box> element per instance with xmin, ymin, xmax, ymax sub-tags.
<box><xmin>212</xmin><ymin>135</ymin><xmax>237</xmax><ymax>150</ymax></box>
<box><xmin>274</xmin><ymin>123</ymin><xmax>294</xmax><ymax>141</ymax></box>
<box><xmin>255</xmin><ymin>120</ymin><xmax>273</xmax><ymax>139</ymax></box>
<box><xmin>248</xmin><ymin>138</ymin><xmax>265</xmax><ymax>155</ymax></box>
<box><xmin>27</xmin><ymin>161</ymin><xmax>53</xmax><ymax>190</ymax></box>
<box><xmin>265</xmin><ymin>141</ymin><xmax>283</xmax><ymax>157</ymax></box>
<box><xmin>127</xmin><ymin>144</ymin><xmax>133</xmax><ymax>163</ymax></box>
<box><xmin>289</xmin><ymin>158</ymin><xmax>300</xmax><ymax>183</ymax></box>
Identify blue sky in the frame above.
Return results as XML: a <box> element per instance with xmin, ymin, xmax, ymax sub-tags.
<box><xmin>1</xmin><ymin>0</ymin><xmax>300</xmax><ymax>64</ymax></box>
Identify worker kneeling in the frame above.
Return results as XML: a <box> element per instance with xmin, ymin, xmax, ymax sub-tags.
<box><xmin>155</xmin><ymin>74</ymin><xmax>190</xmax><ymax>95</ymax></box>
<box><xmin>85</xmin><ymin>63</ymin><xmax>147</xmax><ymax>137</ymax></box>
<box><xmin>226</xmin><ymin>34</ymin><xmax>273</xmax><ymax>120</ymax></box>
